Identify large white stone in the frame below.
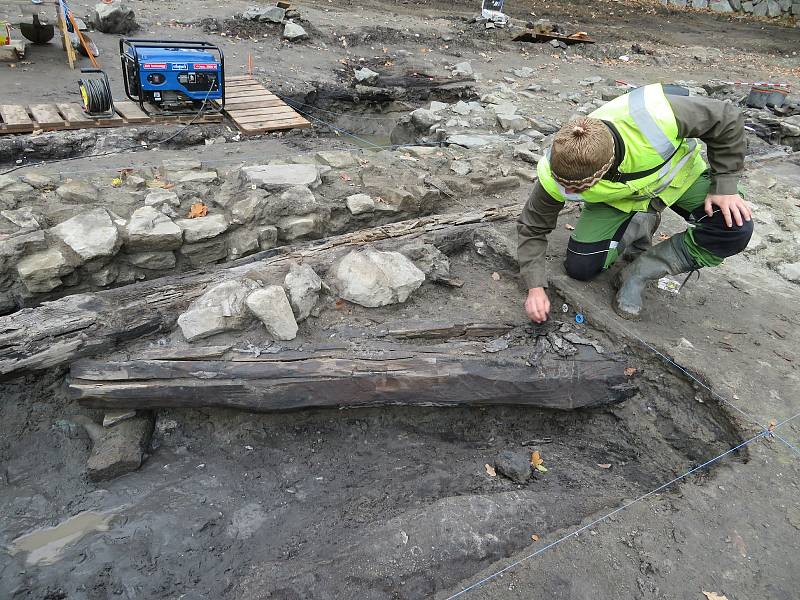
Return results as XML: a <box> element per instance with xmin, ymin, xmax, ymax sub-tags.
<box><xmin>315</xmin><ymin>150</ymin><xmax>359</xmax><ymax>169</ymax></box>
<box><xmin>176</xmin><ymin>214</ymin><xmax>229</xmax><ymax>243</ymax></box>
<box><xmin>277</xmin><ymin>215</ymin><xmax>320</xmax><ymax>241</ymax></box>
<box><xmin>284</xmin><ymin>263</ymin><xmax>322</xmax><ymax>321</ymax></box>
<box><xmin>331</xmin><ymin>247</ymin><xmax>425</xmax><ymax>307</ymax></box>
<box><xmin>177</xmin><ymin>279</ymin><xmax>260</xmax><ymax>341</ymax></box>
<box><xmin>144</xmin><ymin>189</ymin><xmax>180</xmax><ymax>207</ymax></box>
<box><xmin>241</xmin><ymin>164</ymin><xmax>321</xmax><ymax>191</ymax></box>
<box><xmin>283</xmin><ymin>22</ymin><xmax>308</xmax><ymax>41</ymax></box>
<box><xmin>51</xmin><ymin>208</ymin><xmax>120</xmax><ymax>262</ymax></box>
<box><xmin>246</xmin><ymin>286</ymin><xmax>298</xmax><ymax>340</ymax></box>
<box><xmin>125</xmin><ymin>206</ymin><xmax>183</xmax><ymax>251</ymax></box>
<box><xmin>346</xmin><ymin>193</ymin><xmax>375</xmax><ymax>215</ymax></box>
<box><xmin>16</xmin><ymin>247</ymin><xmax>72</xmax><ymax>293</ymax></box>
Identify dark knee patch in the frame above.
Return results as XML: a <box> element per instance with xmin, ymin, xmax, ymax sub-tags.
<box><xmin>693</xmin><ymin>214</ymin><xmax>754</xmax><ymax>258</ymax></box>
<box><xmin>565</xmin><ymin>239</ymin><xmax>610</xmax><ymax>281</ymax></box>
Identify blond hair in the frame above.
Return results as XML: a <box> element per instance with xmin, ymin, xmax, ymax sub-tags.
<box><xmin>550</xmin><ymin>118</ymin><xmax>615</xmax><ymax>191</ymax></box>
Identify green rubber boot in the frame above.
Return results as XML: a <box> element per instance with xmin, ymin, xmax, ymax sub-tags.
<box><xmin>613</xmin><ymin>232</ymin><xmax>696</xmax><ymax>320</ymax></box>
<box><xmin>619</xmin><ymin>210</ymin><xmax>661</xmax><ymax>262</ymax></box>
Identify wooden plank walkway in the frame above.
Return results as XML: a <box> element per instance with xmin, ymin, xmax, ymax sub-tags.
<box><xmin>221</xmin><ymin>76</ymin><xmax>312</xmax><ymax>135</ymax></box>
<box><xmin>0</xmin><ymin>101</ymin><xmax>223</xmax><ymax>135</ymax></box>
<box><xmin>0</xmin><ymin>77</ymin><xmax>309</xmax><ymax>136</ymax></box>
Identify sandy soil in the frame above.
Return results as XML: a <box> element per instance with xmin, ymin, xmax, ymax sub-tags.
<box><xmin>1</xmin><ymin>0</ymin><xmax>799</xmax><ymax>599</ymax></box>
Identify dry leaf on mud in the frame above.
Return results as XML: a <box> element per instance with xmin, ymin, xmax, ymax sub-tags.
<box><xmin>485</xmin><ymin>464</ymin><xmax>496</xmax><ymax>477</ymax></box>
<box><xmin>531</xmin><ymin>534</ymin><xmax>540</xmax><ymax>541</ymax></box>
<box><xmin>531</xmin><ymin>451</ymin><xmax>548</xmax><ymax>473</ymax></box>
<box><xmin>767</xmin><ymin>419</ymin><xmax>777</xmax><ymax>433</ymax></box>
<box><xmin>702</xmin><ymin>592</ymin><xmax>729</xmax><ymax>600</ymax></box>
<box><xmin>624</xmin><ymin>367</ymin><xmax>637</xmax><ymax>377</ymax></box>
<box><xmin>658</xmin><ymin>232</ymin><xmax>671</xmax><ymax>241</ymax></box>
<box><xmin>491</xmin><ymin>272</ymin><xmax>501</xmax><ymax>281</ymax></box>
<box><xmin>565</xmin><ymin>223</ymin><xmax>575</xmax><ymax>230</ymax></box>
<box><xmin>597</xmin><ymin>463</ymin><xmax>612</xmax><ymax>469</ymax></box>
<box><xmin>188</xmin><ymin>203</ymin><xmax>208</xmax><ymax>218</ymax></box>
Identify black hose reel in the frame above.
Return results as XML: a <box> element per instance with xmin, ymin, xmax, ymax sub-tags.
<box><xmin>78</xmin><ymin>69</ymin><xmax>115</xmax><ymax>117</ymax></box>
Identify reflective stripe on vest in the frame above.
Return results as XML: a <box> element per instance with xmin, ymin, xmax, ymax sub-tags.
<box><xmin>628</xmin><ymin>86</ymin><xmax>677</xmax><ymax>161</ymax></box>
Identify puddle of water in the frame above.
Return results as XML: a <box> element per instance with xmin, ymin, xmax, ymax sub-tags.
<box><xmin>9</xmin><ymin>509</ymin><xmax>117</xmax><ymax>566</ymax></box>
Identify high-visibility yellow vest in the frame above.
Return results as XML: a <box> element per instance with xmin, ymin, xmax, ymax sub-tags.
<box><xmin>537</xmin><ymin>84</ymin><xmax>708</xmax><ymax>213</ymax></box>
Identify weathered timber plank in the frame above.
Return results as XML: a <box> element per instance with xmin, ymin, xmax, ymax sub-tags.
<box><xmin>68</xmin><ymin>353</ymin><xmax>636</xmax><ymax>412</ymax></box>
<box><xmin>57</xmin><ymin>103</ymin><xmax>97</xmax><ymax>128</ymax></box>
<box><xmin>0</xmin><ymin>105</ymin><xmax>33</xmax><ymax>132</ymax></box>
<box><xmin>114</xmin><ymin>101</ymin><xmax>152</xmax><ymax>124</ymax></box>
<box><xmin>29</xmin><ymin>104</ymin><xmax>66</xmax><ymax>129</ymax></box>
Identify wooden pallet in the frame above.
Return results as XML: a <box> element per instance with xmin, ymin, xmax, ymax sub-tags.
<box><xmin>221</xmin><ymin>76</ymin><xmax>312</xmax><ymax>135</ymax></box>
<box><xmin>0</xmin><ymin>101</ymin><xmax>223</xmax><ymax>135</ymax></box>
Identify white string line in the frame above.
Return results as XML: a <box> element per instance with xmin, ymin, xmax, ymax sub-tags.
<box><xmin>769</xmin><ymin>411</ymin><xmax>800</xmax><ymax>458</ymax></box>
<box><xmin>444</xmin><ymin>431</ymin><xmax>769</xmax><ymax>600</ymax></box>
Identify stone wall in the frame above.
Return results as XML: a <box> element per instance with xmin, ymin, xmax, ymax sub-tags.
<box><xmin>663</xmin><ymin>0</ymin><xmax>800</xmax><ymax>17</ymax></box>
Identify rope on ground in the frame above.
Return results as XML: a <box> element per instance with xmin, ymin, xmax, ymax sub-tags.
<box><xmin>444</xmin><ymin>430</ymin><xmax>770</xmax><ymax>600</ymax></box>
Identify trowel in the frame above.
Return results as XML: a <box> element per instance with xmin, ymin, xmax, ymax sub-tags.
<box><xmin>20</xmin><ymin>13</ymin><xmax>54</xmax><ymax>45</ymax></box>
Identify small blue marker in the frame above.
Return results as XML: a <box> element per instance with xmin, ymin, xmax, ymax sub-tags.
<box><xmin>575</xmin><ymin>313</ymin><xmax>585</xmax><ymax>324</ymax></box>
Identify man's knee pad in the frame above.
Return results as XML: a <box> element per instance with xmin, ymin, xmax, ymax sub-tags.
<box><xmin>695</xmin><ymin>218</ymin><xmax>754</xmax><ymax>258</ymax></box>
<box><xmin>564</xmin><ymin>240</ymin><xmax>608</xmax><ymax>281</ymax></box>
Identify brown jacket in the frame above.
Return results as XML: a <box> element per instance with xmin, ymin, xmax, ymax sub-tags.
<box><xmin>517</xmin><ymin>95</ymin><xmax>745</xmax><ymax>289</ymax></box>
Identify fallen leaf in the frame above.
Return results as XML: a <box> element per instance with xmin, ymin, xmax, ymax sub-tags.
<box><xmin>188</xmin><ymin>203</ymin><xmax>208</xmax><ymax>218</ymax></box>
<box><xmin>485</xmin><ymin>463</ymin><xmax>496</xmax><ymax>477</ymax></box>
<box><xmin>767</xmin><ymin>419</ymin><xmax>777</xmax><ymax>434</ymax></box>
<box><xmin>597</xmin><ymin>463</ymin><xmax>612</xmax><ymax>469</ymax></box>
<box><xmin>491</xmin><ymin>272</ymin><xmax>501</xmax><ymax>281</ymax></box>
<box><xmin>531</xmin><ymin>451</ymin><xmax>548</xmax><ymax>472</ymax></box>
<box><xmin>624</xmin><ymin>367</ymin><xmax>637</xmax><ymax>377</ymax></box>
<box><xmin>531</xmin><ymin>534</ymin><xmax>540</xmax><ymax>541</ymax></box>
<box><xmin>565</xmin><ymin>223</ymin><xmax>575</xmax><ymax>230</ymax></box>
<box><xmin>702</xmin><ymin>592</ymin><xmax>729</xmax><ymax>600</ymax></box>
<box><xmin>658</xmin><ymin>232</ymin><xmax>671</xmax><ymax>241</ymax></box>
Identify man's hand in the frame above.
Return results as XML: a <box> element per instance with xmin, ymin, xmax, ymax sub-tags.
<box><xmin>704</xmin><ymin>193</ymin><xmax>752</xmax><ymax>228</ymax></box>
<box><xmin>525</xmin><ymin>287</ymin><xmax>550</xmax><ymax>323</ymax></box>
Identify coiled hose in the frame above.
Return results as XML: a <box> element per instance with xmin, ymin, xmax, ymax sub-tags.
<box><xmin>78</xmin><ymin>73</ymin><xmax>113</xmax><ymax>115</ymax></box>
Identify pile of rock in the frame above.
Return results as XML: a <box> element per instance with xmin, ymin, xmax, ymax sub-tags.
<box><xmin>176</xmin><ymin>246</ymin><xmax>425</xmax><ymax>342</ymax></box>
<box><xmin>662</xmin><ymin>0</ymin><xmax>800</xmax><ymax>17</ymax></box>
<box><xmin>240</xmin><ymin>4</ymin><xmax>308</xmax><ymax>41</ymax></box>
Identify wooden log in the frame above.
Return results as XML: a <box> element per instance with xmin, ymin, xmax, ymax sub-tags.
<box><xmin>67</xmin><ymin>346</ymin><xmax>636</xmax><ymax>412</ymax></box>
<box><xmin>0</xmin><ymin>206</ymin><xmax>519</xmax><ymax>381</ymax></box>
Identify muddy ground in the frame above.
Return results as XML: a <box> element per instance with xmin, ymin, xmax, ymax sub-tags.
<box><xmin>1</xmin><ymin>0</ymin><xmax>799</xmax><ymax>599</ymax></box>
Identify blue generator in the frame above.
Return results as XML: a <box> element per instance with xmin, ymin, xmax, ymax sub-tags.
<box><xmin>120</xmin><ymin>39</ymin><xmax>225</xmax><ymax>115</ymax></box>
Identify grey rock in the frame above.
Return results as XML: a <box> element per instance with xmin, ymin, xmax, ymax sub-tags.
<box><xmin>473</xmin><ymin>227</ymin><xmax>518</xmax><ymax>268</ymax></box>
<box><xmin>144</xmin><ymin>189</ymin><xmax>180</xmax><ymax>208</ymax></box>
<box><xmin>82</xmin><ymin>413</ymin><xmax>154</xmax><ymax>482</ymax></box>
<box><xmin>728</xmin><ymin>0</ymin><xmax>742</xmax><ymax>9</ymax></box>
<box><xmin>0</xmin><ymin>229</ymin><xmax>47</xmax><ymax>259</ymax></box>
<box><xmin>346</xmin><ymin>193</ymin><xmax>375</xmax><ymax>215</ymax></box>
<box><xmin>410</xmin><ymin>108</ymin><xmax>442</xmax><ymax>130</ymax></box>
<box><xmin>231</xmin><ymin>191</ymin><xmax>270</xmax><ymax>225</ymax></box>
<box><xmin>754</xmin><ymin>0</ymin><xmax>768</xmax><ymax>13</ymax></box>
<box><xmin>742</xmin><ymin>1</ymin><xmax>754</xmax><ymax>11</ymax></box>
<box><xmin>16</xmin><ymin>247</ymin><xmax>72</xmax><ymax>293</ymax></box>
<box><xmin>600</xmin><ymin>86</ymin><xmax>626</xmax><ymax>101</ymax></box>
<box><xmin>241</xmin><ymin>164</ymin><xmax>321</xmax><ymax>191</ymax></box>
<box><xmin>450</xmin><ymin>161</ymin><xmax>472</xmax><ymax>176</ymax></box>
<box><xmin>179</xmin><ymin>171</ymin><xmax>218</xmax><ymax>184</ymax></box>
<box><xmin>482</xmin><ymin>176</ymin><xmax>520</xmax><ymax>194</ymax></box>
<box><xmin>429</xmin><ymin>101</ymin><xmax>449</xmax><ymax>112</ymax></box>
<box><xmin>103</xmin><ymin>410</ymin><xmax>137</xmax><ymax>428</ymax></box>
<box><xmin>91</xmin><ymin>1</ymin><xmax>139</xmax><ymax>34</ymax></box>
<box><xmin>315</xmin><ymin>150</ymin><xmax>359</xmax><ymax>169</ymax></box>
<box><xmin>354</xmin><ymin>67</ymin><xmax>379</xmax><ymax>84</ymax></box>
<box><xmin>90</xmin><ymin>264</ymin><xmax>119</xmax><ymax>287</ymax></box>
<box><xmin>176</xmin><ymin>214</ymin><xmax>229</xmax><ymax>243</ymax></box>
<box><xmin>179</xmin><ymin>238</ymin><xmax>228</xmax><ymax>267</ymax></box>
<box><xmin>177</xmin><ymin>279</ymin><xmax>260</xmax><ymax>341</ymax></box>
<box><xmin>126</xmin><ymin>175</ymin><xmax>146</xmax><ymax>190</ymax></box>
<box><xmin>0</xmin><ymin>177</ymin><xmax>34</xmax><ymax>203</ymax></box>
<box><xmin>1</xmin><ymin>207</ymin><xmax>43</xmax><ymax>230</ymax></box>
<box><xmin>709</xmin><ymin>0</ymin><xmax>733</xmax><ymax>10</ymax></box>
<box><xmin>578</xmin><ymin>75</ymin><xmax>604</xmax><ymax>86</ymax></box>
<box><xmin>495</xmin><ymin>450</ymin><xmax>532</xmax><ymax>484</ymax></box>
<box><xmin>776</xmin><ymin>261</ymin><xmax>800</xmax><ymax>283</ymax></box>
<box><xmin>331</xmin><ymin>247</ymin><xmax>425</xmax><ymax>307</ymax></box>
<box><xmin>246</xmin><ymin>286</ymin><xmax>298</xmax><ymax>340</ymax></box>
<box><xmin>496</xmin><ymin>113</ymin><xmax>529</xmax><ymax>131</ymax></box>
<box><xmin>51</xmin><ymin>208</ymin><xmax>120</xmax><ymax>262</ymax></box>
<box><xmin>124</xmin><ymin>251</ymin><xmax>176</xmax><ymax>270</ymax></box>
<box><xmin>451</xmin><ymin>100</ymin><xmax>472</xmax><ymax>116</ymax></box>
<box><xmin>284</xmin><ymin>263</ymin><xmax>323</xmax><ymax>321</ymax></box>
<box><xmin>512</xmin><ymin>67</ymin><xmax>535</xmax><ymax>78</ymax></box>
<box><xmin>766</xmin><ymin>0</ymin><xmax>783</xmax><ymax>15</ymax></box>
<box><xmin>20</xmin><ymin>172</ymin><xmax>54</xmax><ymax>190</ymax></box>
<box><xmin>56</xmin><ymin>180</ymin><xmax>98</xmax><ymax>204</ymax></box>
<box><xmin>513</xmin><ymin>147</ymin><xmax>542</xmax><ymax>165</ymax></box>
<box><xmin>277</xmin><ymin>215</ymin><xmax>322</xmax><ymax>241</ymax></box>
<box><xmin>227</xmin><ymin>228</ymin><xmax>260</xmax><ymax>260</ymax></box>
<box><xmin>126</xmin><ymin>206</ymin><xmax>183</xmax><ymax>251</ymax></box>
<box><xmin>283</xmin><ymin>21</ymin><xmax>308</xmax><ymax>41</ymax></box>
<box><xmin>243</xmin><ymin>5</ymin><xmax>285</xmax><ymax>22</ymax></box>
<box><xmin>452</xmin><ymin>61</ymin><xmax>473</xmax><ymax>77</ymax></box>
<box><xmin>399</xmin><ymin>242</ymin><xmax>451</xmax><ymax>283</ymax></box>
<box><xmin>258</xmin><ymin>226</ymin><xmax>279</xmax><ymax>249</ymax></box>
<box><xmin>276</xmin><ymin>185</ymin><xmax>318</xmax><ymax>216</ymax></box>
